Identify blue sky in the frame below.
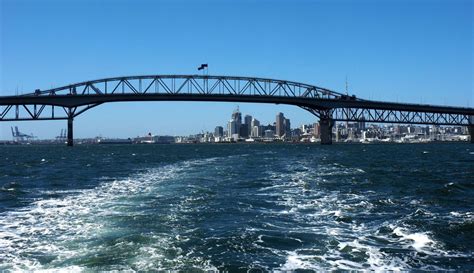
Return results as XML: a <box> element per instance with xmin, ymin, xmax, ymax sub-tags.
<box><xmin>1</xmin><ymin>0</ymin><xmax>472</xmax><ymax>139</ymax></box>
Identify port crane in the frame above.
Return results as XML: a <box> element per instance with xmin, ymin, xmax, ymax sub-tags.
<box><xmin>55</xmin><ymin>129</ymin><xmax>67</xmax><ymax>142</ymax></box>
<box><xmin>11</xmin><ymin>126</ymin><xmax>36</xmax><ymax>142</ymax></box>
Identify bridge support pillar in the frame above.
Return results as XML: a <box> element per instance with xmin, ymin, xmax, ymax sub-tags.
<box><xmin>320</xmin><ymin>118</ymin><xmax>334</xmax><ymax>145</ymax></box>
<box><xmin>469</xmin><ymin>125</ymin><xmax>474</xmax><ymax>144</ymax></box>
<box><xmin>67</xmin><ymin>117</ymin><xmax>74</xmax><ymax>147</ymax></box>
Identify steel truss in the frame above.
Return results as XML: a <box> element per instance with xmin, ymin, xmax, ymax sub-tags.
<box><xmin>23</xmin><ymin>75</ymin><xmax>343</xmax><ymax>99</ymax></box>
<box><xmin>332</xmin><ymin>108</ymin><xmax>472</xmax><ymax>126</ymax></box>
<box><xmin>0</xmin><ymin>103</ymin><xmax>101</xmax><ymax>121</ymax></box>
<box><xmin>0</xmin><ymin>75</ymin><xmax>345</xmax><ymax>121</ymax></box>
<box><xmin>0</xmin><ymin>75</ymin><xmax>473</xmax><ymax>127</ymax></box>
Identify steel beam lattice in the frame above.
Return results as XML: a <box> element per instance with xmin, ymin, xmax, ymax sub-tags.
<box><xmin>332</xmin><ymin>108</ymin><xmax>472</xmax><ymax>126</ymax></box>
<box><xmin>0</xmin><ymin>75</ymin><xmax>473</xmax><ymax>127</ymax></box>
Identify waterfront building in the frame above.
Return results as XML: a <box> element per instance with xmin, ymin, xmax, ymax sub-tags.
<box><xmin>264</xmin><ymin>129</ymin><xmax>275</xmax><ymax>139</ymax></box>
<box><xmin>240</xmin><ymin>124</ymin><xmax>249</xmax><ymax>138</ymax></box>
<box><xmin>261</xmin><ymin>124</ymin><xmax>276</xmax><ymax>134</ymax></box>
<box><xmin>227</xmin><ymin>120</ymin><xmax>237</xmax><ymax>138</ymax></box>
<box><xmin>214</xmin><ymin>126</ymin><xmax>224</xmax><ymax>138</ymax></box>
<box><xmin>284</xmin><ymin>118</ymin><xmax>291</xmax><ymax>138</ymax></box>
<box><xmin>244</xmin><ymin>115</ymin><xmax>252</xmax><ymax>137</ymax></box>
<box><xmin>251</xmin><ymin>118</ymin><xmax>260</xmax><ymax>138</ymax></box>
<box><xmin>291</xmin><ymin>128</ymin><xmax>302</xmax><ymax>139</ymax></box>
<box><xmin>313</xmin><ymin>123</ymin><xmax>320</xmax><ymax>138</ymax></box>
<box><xmin>251</xmin><ymin>126</ymin><xmax>260</xmax><ymax>138</ymax></box>
<box><xmin>229</xmin><ymin>107</ymin><xmax>242</xmax><ymax>138</ymax></box>
<box><xmin>276</xmin><ymin>112</ymin><xmax>285</xmax><ymax>137</ymax></box>
<box><xmin>251</xmin><ymin>118</ymin><xmax>260</xmax><ymax>129</ymax></box>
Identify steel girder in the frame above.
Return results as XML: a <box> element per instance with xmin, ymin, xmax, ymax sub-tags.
<box><xmin>18</xmin><ymin>75</ymin><xmax>343</xmax><ymax>99</ymax></box>
<box><xmin>0</xmin><ymin>75</ymin><xmax>473</xmax><ymax>126</ymax></box>
<box><xmin>0</xmin><ymin>104</ymin><xmax>102</xmax><ymax>121</ymax></box>
<box><xmin>332</xmin><ymin>108</ymin><xmax>472</xmax><ymax>126</ymax></box>
<box><xmin>0</xmin><ymin>75</ymin><xmax>343</xmax><ymax>121</ymax></box>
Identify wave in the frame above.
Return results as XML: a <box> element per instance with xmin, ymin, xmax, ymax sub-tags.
<box><xmin>0</xmin><ymin>150</ymin><xmax>471</xmax><ymax>271</ymax></box>
<box><xmin>0</xmin><ymin>157</ymin><xmax>224</xmax><ymax>271</ymax></box>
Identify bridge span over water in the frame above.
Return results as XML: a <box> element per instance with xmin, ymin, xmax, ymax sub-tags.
<box><xmin>1</xmin><ymin>75</ymin><xmax>473</xmax><ymax>146</ymax></box>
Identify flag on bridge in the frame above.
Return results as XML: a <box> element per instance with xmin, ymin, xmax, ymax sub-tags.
<box><xmin>198</xmin><ymin>64</ymin><xmax>208</xmax><ymax>70</ymax></box>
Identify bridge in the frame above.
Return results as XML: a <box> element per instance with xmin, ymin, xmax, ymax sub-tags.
<box><xmin>1</xmin><ymin>74</ymin><xmax>473</xmax><ymax>146</ymax></box>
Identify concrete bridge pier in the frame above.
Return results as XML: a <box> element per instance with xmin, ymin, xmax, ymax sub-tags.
<box><xmin>319</xmin><ymin>118</ymin><xmax>334</xmax><ymax>145</ymax></box>
<box><xmin>67</xmin><ymin>117</ymin><xmax>74</xmax><ymax>146</ymax></box>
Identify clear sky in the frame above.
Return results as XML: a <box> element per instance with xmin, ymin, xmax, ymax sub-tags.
<box><xmin>1</xmin><ymin>0</ymin><xmax>472</xmax><ymax>139</ymax></box>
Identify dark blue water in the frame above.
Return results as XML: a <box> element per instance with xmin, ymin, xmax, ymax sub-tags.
<box><xmin>1</xmin><ymin>143</ymin><xmax>473</xmax><ymax>271</ymax></box>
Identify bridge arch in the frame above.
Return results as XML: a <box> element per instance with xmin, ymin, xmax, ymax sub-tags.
<box><xmin>1</xmin><ymin>74</ymin><xmax>473</xmax><ymax>145</ymax></box>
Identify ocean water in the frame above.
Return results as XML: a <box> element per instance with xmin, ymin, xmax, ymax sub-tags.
<box><xmin>0</xmin><ymin>143</ymin><xmax>473</xmax><ymax>271</ymax></box>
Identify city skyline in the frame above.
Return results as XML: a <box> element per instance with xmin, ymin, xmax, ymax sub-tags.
<box><xmin>6</xmin><ymin>105</ymin><xmax>470</xmax><ymax>144</ymax></box>
<box><xmin>1</xmin><ymin>0</ymin><xmax>472</xmax><ymax>139</ymax></box>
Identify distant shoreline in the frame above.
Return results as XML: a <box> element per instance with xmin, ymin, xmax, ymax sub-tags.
<box><xmin>0</xmin><ymin>140</ymin><xmax>470</xmax><ymax>146</ymax></box>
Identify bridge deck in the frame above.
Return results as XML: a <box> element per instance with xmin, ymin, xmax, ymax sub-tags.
<box><xmin>1</xmin><ymin>75</ymin><xmax>473</xmax><ymax>145</ymax></box>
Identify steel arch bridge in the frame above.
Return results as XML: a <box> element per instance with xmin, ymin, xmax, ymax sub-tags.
<box><xmin>1</xmin><ymin>74</ymin><xmax>473</xmax><ymax>145</ymax></box>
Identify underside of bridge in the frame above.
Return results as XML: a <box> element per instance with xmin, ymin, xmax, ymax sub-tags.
<box><xmin>1</xmin><ymin>75</ymin><xmax>473</xmax><ymax>146</ymax></box>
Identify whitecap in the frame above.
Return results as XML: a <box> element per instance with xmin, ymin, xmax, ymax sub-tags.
<box><xmin>279</xmin><ymin>251</ymin><xmax>321</xmax><ymax>271</ymax></box>
<box><xmin>0</xmin><ymin>156</ymin><xmax>227</xmax><ymax>271</ymax></box>
<box><xmin>392</xmin><ymin>227</ymin><xmax>434</xmax><ymax>251</ymax></box>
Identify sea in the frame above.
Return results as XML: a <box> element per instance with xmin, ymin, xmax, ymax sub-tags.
<box><xmin>0</xmin><ymin>143</ymin><xmax>473</xmax><ymax>271</ymax></box>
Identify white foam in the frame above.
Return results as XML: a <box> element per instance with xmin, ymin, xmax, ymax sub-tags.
<box><xmin>279</xmin><ymin>251</ymin><xmax>322</xmax><ymax>271</ymax></box>
<box><xmin>267</xmin><ymin>162</ymin><xmax>416</xmax><ymax>271</ymax></box>
<box><xmin>393</xmin><ymin>227</ymin><xmax>434</xmax><ymax>251</ymax></box>
<box><xmin>0</xmin><ymin>157</ymin><xmax>223</xmax><ymax>271</ymax></box>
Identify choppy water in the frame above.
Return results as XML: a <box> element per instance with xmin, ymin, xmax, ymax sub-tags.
<box><xmin>0</xmin><ymin>143</ymin><xmax>473</xmax><ymax>271</ymax></box>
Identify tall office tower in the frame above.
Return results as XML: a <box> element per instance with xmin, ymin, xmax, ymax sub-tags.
<box><xmin>276</xmin><ymin>112</ymin><xmax>285</xmax><ymax>137</ymax></box>
<box><xmin>240</xmin><ymin>124</ymin><xmax>249</xmax><ymax>138</ymax></box>
<box><xmin>313</xmin><ymin>123</ymin><xmax>321</xmax><ymax>138</ymax></box>
<box><xmin>231</xmin><ymin>106</ymin><xmax>242</xmax><ymax>137</ymax></box>
<box><xmin>244</xmin><ymin>115</ymin><xmax>252</xmax><ymax>136</ymax></box>
<box><xmin>284</xmin><ymin>118</ymin><xmax>291</xmax><ymax>138</ymax></box>
<box><xmin>228</xmin><ymin>120</ymin><xmax>237</xmax><ymax>138</ymax></box>
<box><xmin>214</xmin><ymin>126</ymin><xmax>224</xmax><ymax>137</ymax></box>
<box><xmin>251</xmin><ymin>118</ymin><xmax>260</xmax><ymax>137</ymax></box>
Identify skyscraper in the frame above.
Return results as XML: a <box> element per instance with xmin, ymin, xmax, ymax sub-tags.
<box><xmin>284</xmin><ymin>118</ymin><xmax>291</xmax><ymax>138</ymax></box>
<box><xmin>244</xmin><ymin>115</ymin><xmax>252</xmax><ymax>137</ymax></box>
<box><xmin>214</xmin><ymin>126</ymin><xmax>224</xmax><ymax>137</ymax></box>
<box><xmin>232</xmin><ymin>107</ymin><xmax>242</xmax><ymax>126</ymax></box>
<box><xmin>240</xmin><ymin>124</ymin><xmax>249</xmax><ymax>138</ymax></box>
<box><xmin>313</xmin><ymin>122</ymin><xmax>320</xmax><ymax>138</ymax></box>
<box><xmin>276</xmin><ymin>112</ymin><xmax>285</xmax><ymax>137</ymax></box>
<box><xmin>230</xmin><ymin>106</ymin><xmax>242</xmax><ymax>138</ymax></box>
<box><xmin>251</xmin><ymin>118</ymin><xmax>260</xmax><ymax>138</ymax></box>
<box><xmin>228</xmin><ymin>120</ymin><xmax>237</xmax><ymax>138</ymax></box>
